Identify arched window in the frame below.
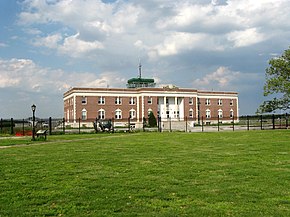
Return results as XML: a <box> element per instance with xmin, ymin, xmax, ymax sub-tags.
<box><xmin>98</xmin><ymin>109</ymin><xmax>105</xmax><ymax>119</ymax></box>
<box><xmin>82</xmin><ymin>109</ymin><xmax>87</xmax><ymax>120</ymax></box>
<box><xmin>218</xmin><ymin>109</ymin><xmax>223</xmax><ymax>118</ymax></box>
<box><xmin>130</xmin><ymin>109</ymin><xmax>136</xmax><ymax>119</ymax></box>
<box><xmin>115</xmin><ymin>109</ymin><xmax>122</xmax><ymax>119</ymax></box>
<box><xmin>230</xmin><ymin>109</ymin><xmax>234</xmax><ymax>118</ymax></box>
<box><xmin>206</xmin><ymin>109</ymin><xmax>211</xmax><ymax>119</ymax></box>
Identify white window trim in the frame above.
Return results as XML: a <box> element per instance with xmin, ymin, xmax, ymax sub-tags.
<box><xmin>98</xmin><ymin>96</ymin><xmax>105</xmax><ymax>105</ymax></box>
<box><xmin>82</xmin><ymin>108</ymin><xmax>87</xmax><ymax>120</ymax></box>
<box><xmin>115</xmin><ymin>109</ymin><xmax>122</xmax><ymax>119</ymax></box>
<box><xmin>218</xmin><ymin>109</ymin><xmax>223</xmax><ymax>118</ymax></box>
<box><xmin>82</xmin><ymin>96</ymin><xmax>87</xmax><ymax>105</ymax></box>
<box><xmin>189</xmin><ymin>109</ymin><xmax>194</xmax><ymax>118</ymax></box>
<box><xmin>130</xmin><ymin>109</ymin><xmax>136</xmax><ymax>119</ymax></box>
<box><xmin>98</xmin><ymin>109</ymin><xmax>105</xmax><ymax>119</ymax></box>
<box><xmin>206</xmin><ymin>109</ymin><xmax>211</xmax><ymax>119</ymax></box>
<box><xmin>115</xmin><ymin>97</ymin><xmax>122</xmax><ymax>105</ymax></box>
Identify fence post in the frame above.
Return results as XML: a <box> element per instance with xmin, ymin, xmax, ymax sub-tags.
<box><xmin>10</xmin><ymin>118</ymin><xmax>14</xmax><ymax>135</ymax></box>
<box><xmin>157</xmin><ymin>116</ymin><xmax>160</xmax><ymax>132</ymax></box>
<box><xmin>143</xmin><ymin>117</ymin><xmax>146</xmax><ymax>132</ymax></box>
<box><xmin>112</xmin><ymin>118</ymin><xmax>114</xmax><ymax>133</ymax></box>
<box><xmin>260</xmin><ymin>115</ymin><xmax>263</xmax><ymax>130</ymax></box>
<box><xmin>286</xmin><ymin>113</ymin><xmax>289</xmax><ymax>128</ymax></box>
<box><xmin>22</xmin><ymin>119</ymin><xmax>25</xmax><ymax>136</ymax></box>
<box><xmin>169</xmin><ymin>117</ymin><xmax>172</xmax><ymax>132</ymax></box>
<box><xmin>78</xmin><ymin>118</ymin><xmax>81</xmax><ymax>134</ymax></box>
<box><xmin>217</xmin><ymin>115</ymin><xmax>220</xmax><ymax>132</ymax></box>
<box><xmin>158</xmin><ymin>116</ymin><xmax>162</xmax><ymax>132</ymax></box>
<box><xmin>48</xmin><ymin>117</ymin><xmax>52</xmax><ymax>135</ymax></box>
<box><xmin>232</xmin><ymin>115</ymin><xmax>234</xmax><ymax>131</ymax></box>
<box><xmin>201</xmin><ymin>116</ymin><xmax>204</xmax><ymax>132</ymax></box>
<box><xmin>62</xmin><ymin>118</ymin><xmax>65</xmax><ymax>134</ymax></box>
<box><xmin>272</xmin><ymin>114</ymin><xmax>275</xmax><ymax>130</ymax></box>
<box><xmin>0</xmin><ymin>118</ymin><xmax>2</xmax><ymax>134</ymax></box>
<box><xmin>95</xmin><ymin>118</ymin><xmax>98</xmax><ymax>133</ymax></box>
<box><xmin>185</xmin><ymin>116</ymin><xmax>188</xmax><ymax>132</ymax></box>
<box><xmin>128</xmin><ymin>117</ymin><xmax>131</xmax><ymax>133</ymax></box>
<box><xmin>247</xmin><ymin>115</ymin><xmax>250</xmax><ymax>131</ymax></box>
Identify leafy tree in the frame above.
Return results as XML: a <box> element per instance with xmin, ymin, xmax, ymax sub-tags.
<box><xmin>258</xmin><ymin>47</ymin><xmax>290</xmax><ymax>113</ymax></box>
<box><xmin>148</xmin><ymin>112</ymin><xmax>157</xmax><ymax>127</ymax></box>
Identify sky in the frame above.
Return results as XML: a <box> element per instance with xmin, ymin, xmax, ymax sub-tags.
<box><xmin>0</xmin><ymin>0</ymin><xmax>289</xmax><ymax>118</ymax></box>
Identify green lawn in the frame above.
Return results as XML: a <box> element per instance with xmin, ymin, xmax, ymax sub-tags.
<box><xmin>0</xmin><ymin>131</ymin><xmax>289</xmax><ymax>216</ymax></box>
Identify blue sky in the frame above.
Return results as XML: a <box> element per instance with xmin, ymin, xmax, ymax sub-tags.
<box><xmin>0</xmin><ymin>0</ymin><xmax>289</xmax><ymax>118</ymax></box>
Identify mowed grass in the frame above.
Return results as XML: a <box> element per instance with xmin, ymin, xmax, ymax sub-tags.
<box><xmin>0</xmin><ymin>131</ymin><xmax>290</xmax><ymax>216</ymax></box>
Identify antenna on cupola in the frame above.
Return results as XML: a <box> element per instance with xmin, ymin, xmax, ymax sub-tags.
<box><xmin>138</xmin><ymin>59</ymin><xmax>142</xmax><ymax>79</ymax></box>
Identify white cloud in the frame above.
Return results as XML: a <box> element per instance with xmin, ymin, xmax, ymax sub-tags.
<box><xmin>0</xmin><ymin>58</ymin><xmax>125</xmax><ymax>92</ymax></box>
<box><xmin>17</xmin><ymin>0</ymin><xmax>290</xmax><ymax>60</ymax></box>
<box><xmin>192</xmin><ymin>66</ymin><xmax>240</xmax><ymax>90</ymax></box>
<box><xmin>0</xmin><ymin>42</ymin><xmax>8</xmax><ymax>47</ymax></box>
<box><xmin>227</xmin><ymin>28</ymin><xmax>266</xmax><ymax>48</ymax></box>
<box><xmin>33</xmin><ymin>33</ymin><xmax>62</xmax><ymax>49</ymax></box>
<box><xmin>58</xmin><ymin>33</ymin><xmax>104</xmax><ymax>57</ymax></box>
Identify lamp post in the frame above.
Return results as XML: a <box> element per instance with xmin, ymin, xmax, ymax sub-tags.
<box><xmin>31</xmin><ymin>104</ymin><xmax>36</xmax><ymax>141</ymax></box>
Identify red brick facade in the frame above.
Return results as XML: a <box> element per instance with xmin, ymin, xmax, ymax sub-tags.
<box><xmin>63</xmin><ymin>87</ymin><xmax>238</xmax><ymax>127</ymax></box>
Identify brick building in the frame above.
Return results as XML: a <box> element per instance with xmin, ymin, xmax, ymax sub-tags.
<box><xmin>63</xmin><ymin>85</ymin><xmax>238</xmax><ymax>128</ymax></box>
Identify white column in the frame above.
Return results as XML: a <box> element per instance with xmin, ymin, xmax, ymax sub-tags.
<box><xmin>142</xmin><ymin>95</ymin><xmax>145</xmax><ymax>119</ymax></box>
<box><xmin>236</xmin><ymin>97</ymin><xmax>239</xmax><ymax>121</ymax></box>
<box><xmin>137</xmin><ymin>96</ymin><xmax>140</xmax><ymax>122</ymax></box>
<box><xmin>163</xmin><ymin>96</ymin><xmax>167</xmax><ymax>119</ymax></box>
<box><xmin>73</xmin><ymin>94</ymin><xmax>76</xmax><ymax>123</ymax></box>
<box><xmin>175</xmin><ymin>97</ymin><xmax>178</xmax><ymax>119</ymax></box>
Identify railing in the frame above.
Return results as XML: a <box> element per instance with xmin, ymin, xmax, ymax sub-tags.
<box><xmin>0</xmin><ymin>113</ymin><xmax>288</xmax><ymax>136</ymax></box>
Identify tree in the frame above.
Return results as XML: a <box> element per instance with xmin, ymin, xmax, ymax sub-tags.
<box><xmin>258</xmin><ymin>47</ymin><xmax>290</xmax><ymax>113</ymax></box>
<box><xmin>148</xmin><ymin>112</ymin><xmax>157</xmax><ymax>127</ymax></box>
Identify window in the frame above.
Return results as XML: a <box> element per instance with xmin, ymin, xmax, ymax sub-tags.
<box><xmin>81</xmin><ymin>96</ymin><xmax>87</xmax><ymax>104</ymax></box>
<box><xmin>129</xmin><ymin>97</ymin><xmax>135</xmax><ymax>105</ymax></box>
<box><xmin>98</xmin><ymin>109</ymin><xmax>105</xmax><ymax>119</ymax></box>
<box><xmin>130</xmin><ymin>109</ymin><xmax>136</xmax><ymax>119</ymax></box>
<box><xmin>189</xmin><ymin>109</ymin><xmax>194</xmax><ymax>118</ymax></box>
<box><xmin>115</xmin><ymin>109</ymin><xmax>122</xmax><ymax>119</ymax></box>
<box><xmin>230</xmin><ymin>109</ymin><xmax>234</xmax><ymax>118</ymax></box>
<box><xmin>115</xmin><ymin>97</ymin><xmax>122</xmax><ymax>105</ymax></box>
<box><xmin>98</xmin><ymin>96</ymin><xmax>105</xmax><ymax>104</ymax></box>
<box><xmin>218</xmin><ymin>109</ymin><xmax>223</xmax><ymax>118</ymax></box>
<box><xmin>189</xmin><ymin>97</ymin><xmax>193</xmax><ymax>105</ymax></box>
<box><xmin>218</xmin><ymin>99</ymin><xmax>222</xmax><ymax>106</ymax></box>
<box><xmin>82</xmin><ymin>109</ymin><xmax>87</xmax><ymax>120</ymax></box>
<box><xmin>206</xmin><ymin>109</ymin><xmax>211</xmax><ymax>119</ymax></box>
<box><xmin>230</xmin><ymin>99</ymin><xmax>234</xmax><ymax>106</ymax></box>
<box><xmin>148</xmin><ymin>97</ymin><xmax>152</xmax><ymax>104</ymax></box>
<box><xmin>205</xmin><ymin>98</ymin><xmax>210</xmax><ymax>105</ymax></box>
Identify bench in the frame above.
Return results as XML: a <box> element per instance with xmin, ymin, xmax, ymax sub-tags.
<box><xmin>36</xmin><ymin>130</ymin><xmax>47</xmax><ymax>140</ymax></box>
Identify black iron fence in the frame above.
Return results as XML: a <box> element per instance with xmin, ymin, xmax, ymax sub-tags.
<box><xmin>0</xmin><ymin>113</ymin><xmax>288</xmax><ymax>136</ymax></box>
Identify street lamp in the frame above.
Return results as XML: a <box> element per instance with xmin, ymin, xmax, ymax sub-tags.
<box><xmin>31</xmin><ymin>104</ymin><xmax>36</xmax><ymax>141</ymax></box>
